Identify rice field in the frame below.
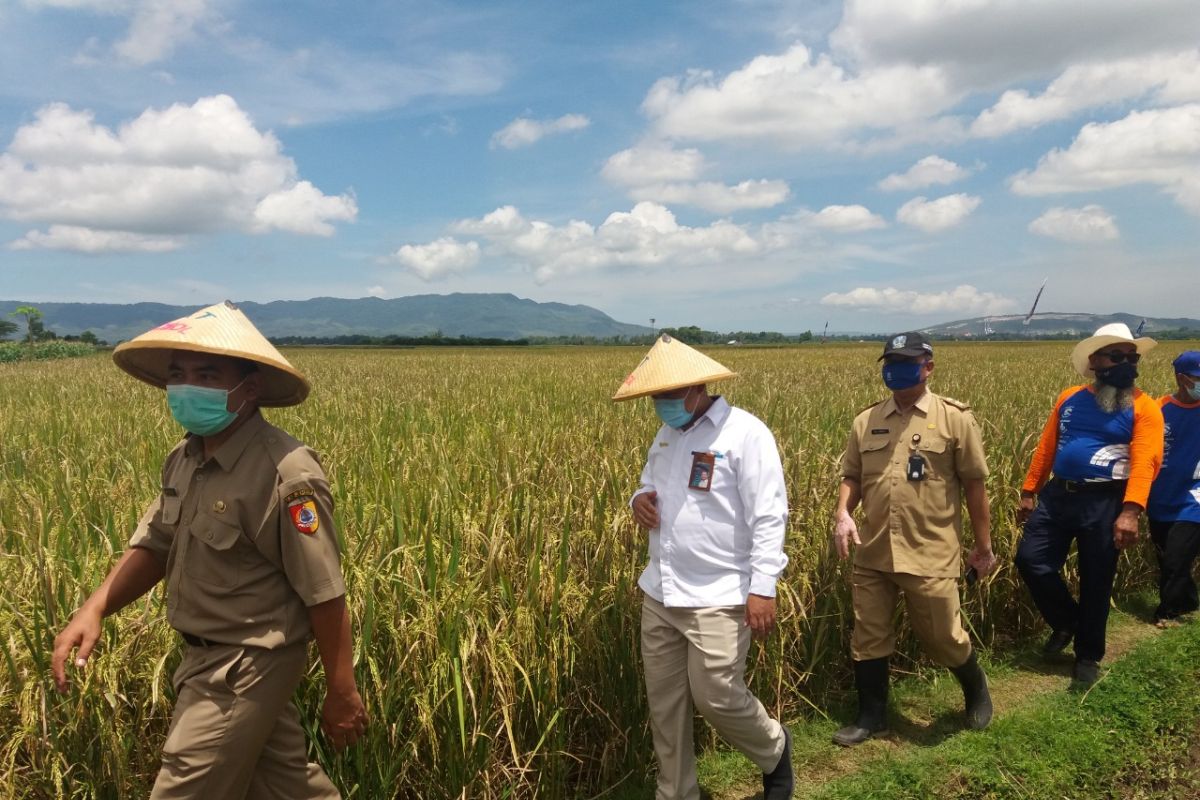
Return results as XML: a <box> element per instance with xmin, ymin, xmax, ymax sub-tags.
<box><xmin>0</xmin><ymin>341</ymin><xmax>1190</xmax><ymax>799</ymax></box>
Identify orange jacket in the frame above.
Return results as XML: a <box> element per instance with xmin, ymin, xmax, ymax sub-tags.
<box><xmin>1022</xmin><ymin>385</ymin><xmax>1164</xmax><ymax>508</ymax></box>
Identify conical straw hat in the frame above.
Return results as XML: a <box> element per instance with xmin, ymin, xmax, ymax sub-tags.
<box><xmin>113</xmin><ymin>301</ymin><xmax>310</xmax><ymax>407</ymax></box>
<box><xmin>612</xmin><ymin>334</ymin><xmax>736</xmax><ymax>401</ymax></box>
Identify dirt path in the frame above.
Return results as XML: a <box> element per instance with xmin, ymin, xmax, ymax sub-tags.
<box><xmin>711</xmin><ymin>610</ymin><xmax>1163</xmax><ymax>800</ymax></box>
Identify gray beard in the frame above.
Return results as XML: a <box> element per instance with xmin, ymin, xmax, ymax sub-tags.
<box><xmin>1093</xmin><ymin>382</ymin><xmax>1135</xmax><ymax>413</ymax></box>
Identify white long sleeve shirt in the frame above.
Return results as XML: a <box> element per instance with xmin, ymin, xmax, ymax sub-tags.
<box><xmin>633</xmin><ymin>396</ymin><xmax>789</xmax><ymax>607</ymax></box>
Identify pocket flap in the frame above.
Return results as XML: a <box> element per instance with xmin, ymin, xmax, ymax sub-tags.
<box><xmin>861</xmin><ymin>438</ymin><xmax>890</xmax><ymax>453</ymax></box>
<box><xmin>917</xmin><ymin>437</ymin><xmax>948</xmax><ymax>454</ymax></box>
<box><xmin>191</xmin><ymin>512</ymin><xmax>242</xmax><ymax>551</ymax></box>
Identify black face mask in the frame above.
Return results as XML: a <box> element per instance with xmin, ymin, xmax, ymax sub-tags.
<box><xmin>1096</xmin><ymin>362</ymin><xmax>1138</xmax><ymax>389</ymax></box>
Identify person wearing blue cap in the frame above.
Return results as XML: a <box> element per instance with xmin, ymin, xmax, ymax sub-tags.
<box><xmin>1146</xmin><ymin>351</ymin><xmax>1200</xmax><ymax>624</ymax></box>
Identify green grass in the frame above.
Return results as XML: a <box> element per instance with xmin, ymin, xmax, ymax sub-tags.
<box><xmin>807</xmin><ymin>619</ymin><xmax>1200</xmax><ymax>800</ymax></box>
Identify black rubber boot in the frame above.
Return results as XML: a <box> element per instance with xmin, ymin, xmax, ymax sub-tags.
<box><xmin>832</xmin><ymin>657</ymin><xmax>889</xmax><ymax>746</ymax></box>
<box><xmin>950</xmin><ymin>649</ymin><xmax>993</xmax><ymax>730</ymax></box>
<box><xmin>762</xmin><ymin>726</ymin><xmax>793</xmax><ymax>799</ymax></box>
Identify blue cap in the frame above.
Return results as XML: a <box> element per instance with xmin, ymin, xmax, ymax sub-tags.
<box><xmin>1173</xmin><ymin>350</ymin><xmax>1200</xmax><ymax>377</ymax></box>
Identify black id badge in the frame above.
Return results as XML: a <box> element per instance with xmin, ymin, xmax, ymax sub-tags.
<box><xmin>906</xmin><ymin>453</ymin><xmax>926</xmax><ymax>481</ymax></box>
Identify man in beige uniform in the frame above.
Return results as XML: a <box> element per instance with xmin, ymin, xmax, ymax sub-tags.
<box><xmin>832</xmin><ymin>332</ymin><xmax>996</xmax><ymax>745</ymax></box>
<box><xmin>51</xmin><ymin>301</ymin><xmax>366</xmax><ymax>799</ymax></box>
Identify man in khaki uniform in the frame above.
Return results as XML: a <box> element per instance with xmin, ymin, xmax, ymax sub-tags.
<box><xmin>832</xmin><ymin>332</ymin><xmax>996</xmax><ymax>745</ymax></box>
<box><xmin>51</xmin><ymin>301</ymin><xmax>366</xmax><ymax>799</ymax></box>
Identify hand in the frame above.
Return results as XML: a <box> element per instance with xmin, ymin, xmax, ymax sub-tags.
<box><xmin>1016</xmin><ymin>494</ymin><xmax>1036</xmax><ymax>526</ymax></box>
<box><xmin>52</xmin><ymin>607</ymin><xmax>103</xmax><ymax>693</ymax></box>
<box><xmin>1113</xmin><ymin>508</ymin><xmax>1141</xmax><ymax>550</ymax></box>
<box><xmin>745</xmin><ymin>594</ymin><xmax>776</xmax><ymax>640</ymax></box>
<box><xmin>321</xmin><ymin>685</ymin><xmax>368</xmax><ymax>751</ymax></box>
<box><xmin>966</xmin><ymin>546</ymin><xmax>997</xmax><ymax>577</ymax></box>
<box><xmin>832</xmin><ymin>511</ymin><xmax>860</xmax><ymax>560</ymax></box>
<box><xmin>632</xmin><ymin>491</ymin><xmax>660</xmax><ymax>530</ymax></box>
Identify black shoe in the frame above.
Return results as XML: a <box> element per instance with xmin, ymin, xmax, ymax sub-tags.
<box><xmin>833</xmin><ymin>658</ymin><xmax>889</xmax><ymax>746</ymax></box>
<box><xmin>762</xmin><ymin>727</ymin><xmax>793</xmax><ymax>799</ymax></box>
<box><xmin>950</xmin><ymin>649</ymin><xmax>993</xmax><ymax>730</ymax></box>
<box><xmin>1071</xmin><ymin>658</ymin><xmax>1100</xmax><ymax>688</ymax></box>
<box><xmin>1042</xmin><ymin>629</ymin><xmax>1073</xmax><ymax>656</ymax></box>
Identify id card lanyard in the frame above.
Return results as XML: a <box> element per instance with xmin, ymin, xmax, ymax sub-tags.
<box><xmin>906</xmin><ymin>433</ymin><xmax>926</xmax><ymax>481</ymax></box>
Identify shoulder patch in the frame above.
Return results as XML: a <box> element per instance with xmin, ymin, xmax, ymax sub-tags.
<box><xmin>287</xmin><ymin>494</ymin><xmax>320</xmax><ymax>535</ymax></box>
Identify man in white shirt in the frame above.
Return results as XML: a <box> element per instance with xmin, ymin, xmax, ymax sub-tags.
<box><xmin>613</xmin><ymin>334</ymin><xmax>792</xmax><ymax>800</ymax></box>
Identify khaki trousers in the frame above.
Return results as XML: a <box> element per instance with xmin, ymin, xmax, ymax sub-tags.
<box><xmin>150</xmin><ymin>641</ymin><xmax>340</xmax><ymax>800</ymax></box>
<box><xmin>850</xmin><ymin>567</ymin><xmax>972</xmax><ymax>667</ymax></box>
<box><xmin>641</xmin><ymin>595</ymin><xmax>785</xmax><ymax>800</ymax></box>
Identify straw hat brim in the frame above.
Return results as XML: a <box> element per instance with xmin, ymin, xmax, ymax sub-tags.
<box><xmin>612</xmin><ymin>334</ymin><xmax>737</xmax><ymax>401</ymax></box>
<box><xmin>1070</xmin><ymin>334</ymin><xmax>1157</xmax><ymax>378</ymax></box>
<box><xmin>113</xmin><ymin>341</ymin><xmax>310</xmax><ymax>407</ymax></box>
<box><xmin>612</xmin><ymin>369</ymin><xmax>736</xmax><ymax>401</ymax></box>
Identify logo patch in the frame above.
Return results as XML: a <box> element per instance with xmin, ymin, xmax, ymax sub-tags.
<box><xmin>289</xmin><ymin>499</ymin><xmax>320</xmax><ymax>535</ymax></box>
<box><xmin>892</xmin><ymin>334</ymin><xmax>906</xmax><ymax>349</ymax></box>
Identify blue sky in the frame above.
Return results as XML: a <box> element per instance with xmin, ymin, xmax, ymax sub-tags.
<box><xmin>1</xmin><ymin>0</ymin><xmax>1198</xmax><ymax>333</ymax></box>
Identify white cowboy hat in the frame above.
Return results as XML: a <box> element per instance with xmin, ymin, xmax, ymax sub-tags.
<box><xmin>1070</xmin><ymin>322</ymin><xmax>1157</xmax><ymax>379</ymax></box>
<box><xmin>113</xmin><ymin>300</ymin><xmax>310</xmax><ymax>406</ymax></box>
<box><xmin>612</xmin><ymin>334</ymin><xmax>736</xmax><ymax>401</ymax></box>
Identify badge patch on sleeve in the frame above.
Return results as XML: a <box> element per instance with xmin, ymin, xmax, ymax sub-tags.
<box><xmin>288</xmin><ymin>498</ymin><xmax>320</xmax><ymax>535</ymax></box>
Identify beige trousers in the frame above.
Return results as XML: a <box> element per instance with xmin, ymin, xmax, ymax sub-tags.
<box><xmin>850</xmin><ymin>567</ymin><xmax>972</xmax><ymax>667</ymax></box>
<box><xmin>150</xmin><ymin>641</ymin><xmax>340</xmax><ymax>800</ymax></box>
<box><xmin>641</xmin><ymin>595</ymin><xmax>785</xmax><ymax>800</ymax></box>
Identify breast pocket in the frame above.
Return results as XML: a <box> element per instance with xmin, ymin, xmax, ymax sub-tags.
<box><xmin>916</xmin><ymin>437</ymin><xmax>951</xmax><ymax>481</ymax></box>
<box><xmin>860</xmin><ymin>438</ymin><xmax>892</xmax><ymax>477</ymax></box>
<box><xmin>185</xmin><ymin>512</ymin><xmax>244</xmax><ymax>588</ymax></box>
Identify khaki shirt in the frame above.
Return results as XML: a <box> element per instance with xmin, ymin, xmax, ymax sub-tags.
<box><xmin>129</xmin><ymin>412</ymin><xmax>346</xmax><ymax>648</ymax></box>
<box><xmin>841</xmin><ymin>391</ymin><xmax>988</xmax><ymax>577</ymax></box>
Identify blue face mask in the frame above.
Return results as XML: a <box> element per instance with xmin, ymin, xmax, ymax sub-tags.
<box><xmin>166</xmin><ymin>380</ymin><xmax>245</xmax><ymax>436</ymax></box>
<box><xmin>882</xmin><ymin>361</ymin><xmax>924</xmax><ymax>391</ymax></box>
<box><xmin>654</xmin><ymin>391</ymin><xmax>696</xmax><ymax>429</ymax></box>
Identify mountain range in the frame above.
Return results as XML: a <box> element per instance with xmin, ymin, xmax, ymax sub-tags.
<box><xmin>0</xmin><ymin>294</ymin><xmax>651</xmax><ymax>342</ymax></box>
<box><xmin>925</xmin><ymin>312</ymin><xmax>1200</xmax><ymax>338</ymax></box>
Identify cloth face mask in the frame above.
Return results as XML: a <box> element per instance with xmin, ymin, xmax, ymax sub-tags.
<box><xmin>167</xmin><ymin>380</ymin><xmax>246</xmax><ymax>436</ymax></box>
<box><xmin>882</xmin><ymin>361</ymin><xmax>923</xmax><ymax>391</ymax></box>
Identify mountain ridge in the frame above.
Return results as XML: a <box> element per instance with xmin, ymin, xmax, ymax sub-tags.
<box><xmin>0</xmin><ymin>294</ymin><xmax>651</xmax><ymax>342</ymax></box>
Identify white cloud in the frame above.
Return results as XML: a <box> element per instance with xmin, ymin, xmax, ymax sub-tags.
<box><xmin>896</xmin><ymin>193</ymin><xmax>980</xmax><ymax>232</ymax></box>
<box><xmin>1009</xmin><ymin>104</ymin><xmax>1200</xmax><ymax>215</ymax></box>
<box><xmin>27</xmin><ymin>0</ymin><xmax>215</xmax><ymax>65</ymax></box>
<box><xmin>8</xmin><ymin>225</ymin><xmax>182</xmax><ymax>253</ymax></box>
<box><xmin>390</xmin><ymin>237</ymin><xmax>481</xmax><ymax>280</ymax></box>
<box><xmin>0</xmin><ymin>95</ymin><xmax>357</xmax><ymax>251</ymax></box>
<box><xmin>601</xmin><ymin>143</ymin><xmax>706</xmax><ymax>186</ymax></box>
<box><xmin>642</xmin><ymin>44</ymin><xmax>958</xmax><ymax>148</ymax></box>
<box><xmin>1028</xmin><ymin>205</ymin><xmax>1120</xmax><ymax>243</ymax></box>
<box><xmin>444</xmin><ymin>201</ymin><xmax>760</xmax><ymax>282</ymax></box>
<box><xmin>804</xmin><ymin>204</ymin><xmax>887</xmax><ymax>232</ymax></box>
<box><xmin>821</xmin><ymin>284</ymin><xmax>1016</xmax><ymax>315</ymax></box>
<box><xmin>628</xmin><ymin>179</ymin><xmax>790</xmax><ymax>213</ymax></box>
<box><xmin>489</xmin><ymin>113</ymin><xmax>590</xmax><ymax>149</ymax></box>
<box><xmin>252</xmin><ymin>181</ymin><xmax>357</xmax><ymax>236</ymax></box>
<box><xmin>878</xmin><ymin>155</ymin><xmax>971</xmax><ymax>191</ymax></box>
<box><xmin>831</xmin><ymin>0</ymin><xmax>1200</xmax><ymax>90</ymax></box>
<box><xmin>972</xmin><ymin>50</ymin><xmax>1200</xmax><ymax>137</ymax></box>
<box><xmin>367</xmin><ymin>285</ymin><xmax>386</xmax><ymax>297</ymax></box>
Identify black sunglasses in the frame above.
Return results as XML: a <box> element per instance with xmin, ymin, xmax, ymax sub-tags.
<box><xmin>1094</xmin><ymin>350</ymin><xmax>1141</xmax><ymax>364</ymax></box>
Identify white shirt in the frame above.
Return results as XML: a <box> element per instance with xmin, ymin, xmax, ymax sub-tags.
<box><xmin>633</xmin><ymin>396</ymin><xmax>789</xmax><ymax>607</ymax></box>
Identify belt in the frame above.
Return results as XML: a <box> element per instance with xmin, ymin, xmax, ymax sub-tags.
<box><xmin>180</xmin><ymin>632</ymin><xmax>220</xmax><ymax>647</ymax></box>
<box><xmin>1048</xmin><ymin>477</ymin><xmax>1127</xmax><ymax>494</ymax></box>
